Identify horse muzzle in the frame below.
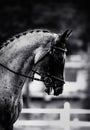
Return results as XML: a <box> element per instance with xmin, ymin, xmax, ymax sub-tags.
<box><xmin>42</xmin><ymin>76</ymin><xmax>64</xmax><ymax>96</ymax></box>
<box><xmin>45</xmin><ymin>86</ymin><xmax>63</xmax><ymax>96</ymax></box>
<box><xmin>45</xmin><ymin>84</ymin><xmax>64</xmax><ymax>96</ymax></box>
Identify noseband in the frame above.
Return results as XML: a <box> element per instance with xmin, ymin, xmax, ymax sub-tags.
<box><xmin>0</xmin><ymin>45</ymin><xmax>66</xmax><ymax>85</ymax></box>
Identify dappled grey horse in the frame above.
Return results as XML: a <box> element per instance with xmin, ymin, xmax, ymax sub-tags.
<box><xmin>0</xmin><ymin>29</ymin><xmax>71</xmax><ymax>130</ymax></box>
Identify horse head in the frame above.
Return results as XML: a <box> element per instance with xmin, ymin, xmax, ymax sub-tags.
<box><xmin>0</xmin><ymin>28</ymin><xmax>72</xmax><ymax>129</ymax></box>
<box><xmin>34</xmin><ymin>30</ymin><xmax>71</xmax><ymax>96</ymax></box>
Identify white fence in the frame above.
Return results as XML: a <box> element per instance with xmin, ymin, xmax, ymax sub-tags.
<box><xmin>14</xmin><ymin>102</ymin><xmax>90</xmax><ymax>130</ymax></box>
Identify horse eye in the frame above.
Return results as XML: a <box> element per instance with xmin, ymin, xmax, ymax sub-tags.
<box><xmin>52</xmin><ymin>48</ymin><xmax>56</xmax><ymax>52</ymax></box>
<box><xmin>53</xmin><ymin>50</ymin><xmax>60</xmax><ymax>55</ymax></box>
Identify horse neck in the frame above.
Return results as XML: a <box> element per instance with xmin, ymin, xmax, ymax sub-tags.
<box><xmin>0</xmin><ymin>32</ymin><xmax>53</xmax><ymax>94</ymax></box>
<box><xmin>0</xmin><ymin>36</ymin><xmax>40</xmax><ymax>94</ymax></box>
<box><xmin>0</xmin><ymin>37</ymin><xmax>36</xmax><ymax>71</ymax></box>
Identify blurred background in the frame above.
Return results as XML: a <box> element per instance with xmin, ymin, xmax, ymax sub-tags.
<box><xmin>0</xmin><ymin>0</ymin><xmax>90</xmax><ymax>130</ymax></box>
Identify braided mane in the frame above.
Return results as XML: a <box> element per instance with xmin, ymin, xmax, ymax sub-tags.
<box><xmin>0</xmin><ymin>29</ymin><xmax>49</xmax><ymax>50</ymax></box>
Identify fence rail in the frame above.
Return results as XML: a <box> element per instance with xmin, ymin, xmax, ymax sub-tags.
<box><xmin>14</xmin><ymin>102</ymin><xmax>90</xmax><ymax>130</ymax></box>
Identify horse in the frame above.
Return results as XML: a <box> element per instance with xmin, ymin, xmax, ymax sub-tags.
<box><xmin>0</xmin><ymin>29</ymin><xmax>71</xmax><ymax>130</ymax></box>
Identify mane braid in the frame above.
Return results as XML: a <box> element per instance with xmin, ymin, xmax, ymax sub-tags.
<box><xmin>0</xmin><ymin>29</ymin><xmax>50</xmax><ymax>50</ymax></box>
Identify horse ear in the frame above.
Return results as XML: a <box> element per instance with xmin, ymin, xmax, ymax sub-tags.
<box><xmin>60</xmin><ymin>29</ymin><xmax>72</xmax><ymax>42</ymax></box>
<box><xmin>55</xmin><ymin>30</ymin><xmax>72</xmax><ymax>47</ymax></box>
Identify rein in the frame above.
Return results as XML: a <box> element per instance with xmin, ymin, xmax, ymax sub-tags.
<box><xmin>0</xmin><ymin>63</ymin><xmax>42</xmax><ymax>81</ymax></box>
<box><xmin>0</xmin><ymin>46</ymin><xmax>66</xmax><ymax>83</ymax></box>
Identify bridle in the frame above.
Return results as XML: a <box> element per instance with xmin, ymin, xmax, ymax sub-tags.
<box><xmin>0</xmin><ymin>45</ymin><xmax>67</xmax><ymax>85</ymax></box>
<box><xmin>32</xmin><ymin>45</ymin><xmax>67</xmax><ymax>85</ymax></box>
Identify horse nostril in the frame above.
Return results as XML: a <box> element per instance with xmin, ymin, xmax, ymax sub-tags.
<box><xmin>44</xmin><ymin>77</ymin><xmax>52</xmax><ymax>85</ymax></box>
<box><xmin>54</xmin><ymin>87</ymin><xmax>63</xmax><ymax>96</ymax></box>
